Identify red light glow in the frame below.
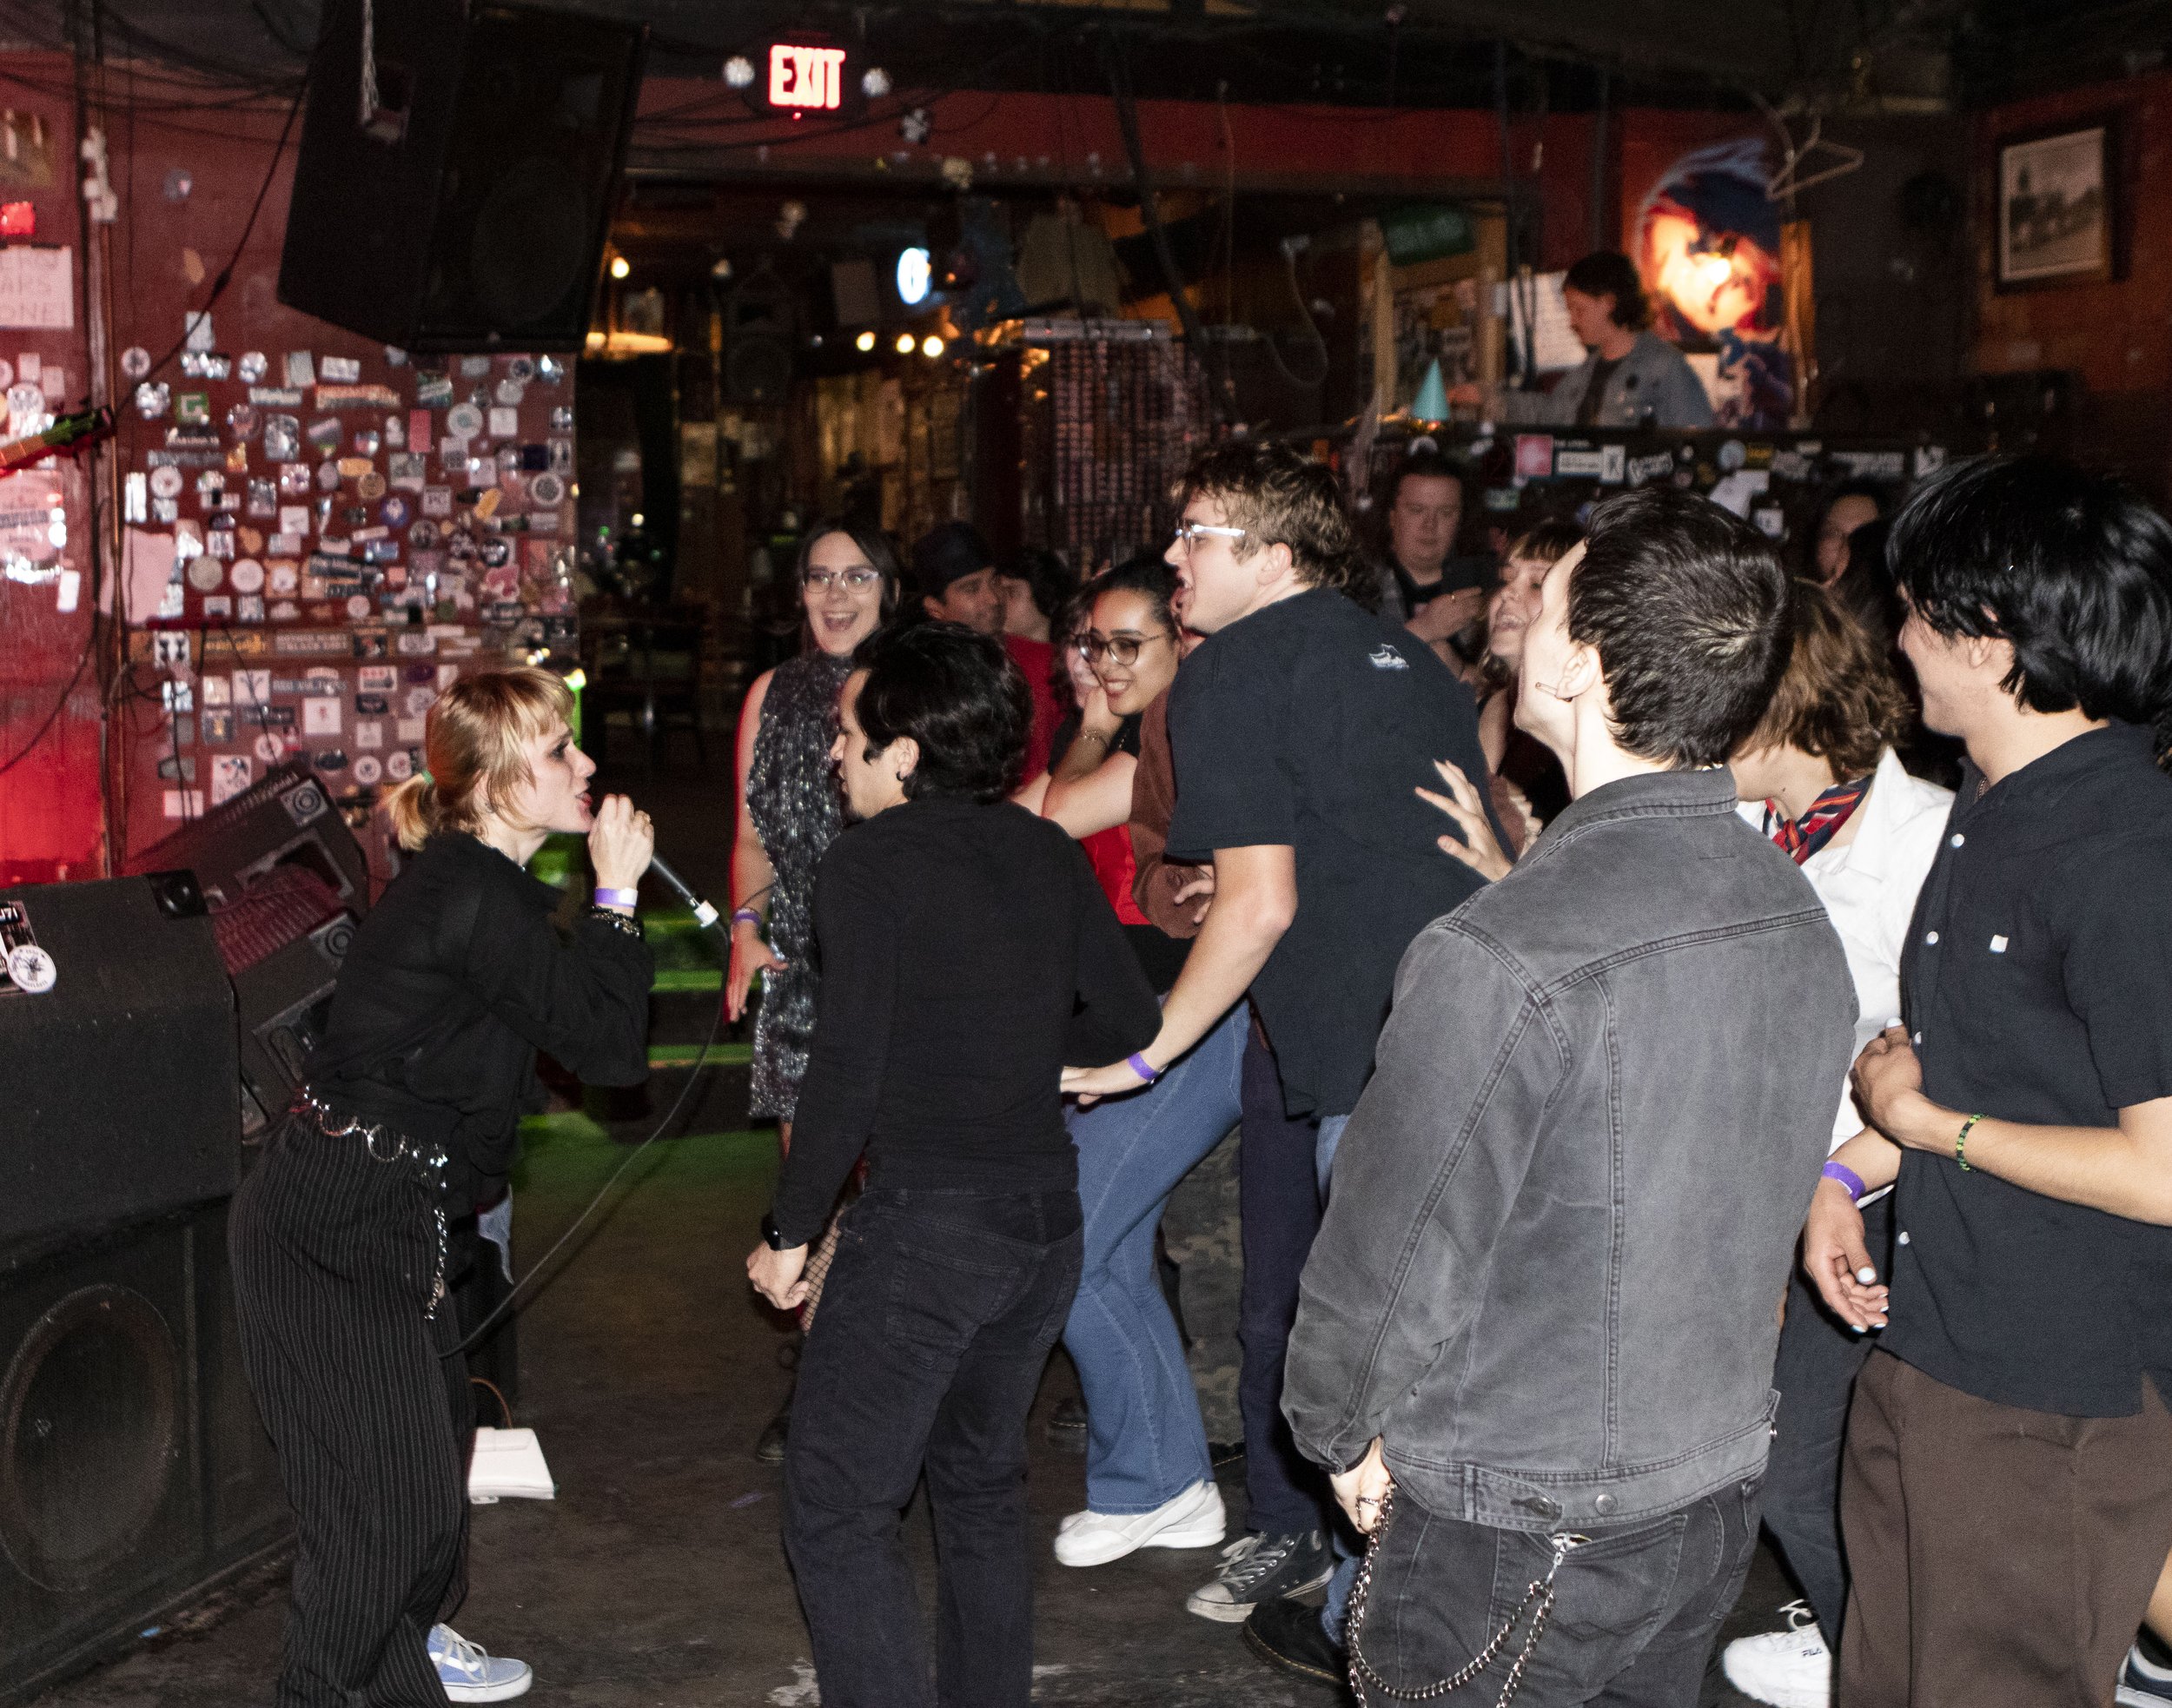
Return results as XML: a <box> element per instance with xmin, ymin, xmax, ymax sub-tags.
<box><xmin>0</xmin><ymin>202</ymin><xmax>36</xmax><ymax>239</ymax></box>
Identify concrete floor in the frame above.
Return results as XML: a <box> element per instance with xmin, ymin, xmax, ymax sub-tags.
<box><xmin>30</xmin><ymin>745</ymin><xmax>1799</xmax><ymax>1708</ymax></box>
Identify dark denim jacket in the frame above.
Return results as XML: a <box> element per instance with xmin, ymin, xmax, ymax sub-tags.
<box><xmin>1284</xmin><ymin>768</ymin><xmax>1854</xmax><ymax>1531</ymax></box>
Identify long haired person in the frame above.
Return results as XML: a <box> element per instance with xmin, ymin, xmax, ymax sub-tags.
<box><xmin>748</xmin><ymin>624</ymin><xmax>1159</xmax><ymax>1708</ymax></box>
<box><xmin>228</xmin><ymin>668</ymin><xmax>654</xmax><ymax>1706</ymax></box>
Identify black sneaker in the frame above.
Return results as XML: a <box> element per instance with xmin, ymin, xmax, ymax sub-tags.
<box><xmin>1242</xmin><ymin>1594</ymin><xmax>1346</xmax><ymax>1689</ymax></box>
<box><xmin>1209</xmin><ymin>1439</ymin><xmax>1246</xmax><ymax>1469</ymax></box>
<box><xmin>753</xmin><ymin>1403</ymin><xmax>791</xmax><ymax>1464</ymax></box>
<box><xmin>1187</xmin><ymin>1527</ymin><xmax>1332</xmax><ymax>1622</ymax></box>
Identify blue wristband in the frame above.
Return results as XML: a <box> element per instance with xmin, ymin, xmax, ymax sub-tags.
<box><xmin>1127</xmin><ymin>1052</ymin><xmax>1160</xmax><ymax>1086</ymax></box>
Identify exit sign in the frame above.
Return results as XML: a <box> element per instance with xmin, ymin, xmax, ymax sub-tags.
<box><xmin>769</xmin><ymin>43</ymin><xmax>845</xmax><ymax>110</ymax></box>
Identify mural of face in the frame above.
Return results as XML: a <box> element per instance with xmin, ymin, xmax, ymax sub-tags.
<box><xmin>1642</xmin><ymin>210</ymin><xmax>1784</xmax><ymax>339</ymax></box>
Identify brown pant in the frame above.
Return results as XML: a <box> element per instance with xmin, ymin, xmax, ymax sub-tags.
<box><xmin>1839</xmin><ymin>1349</ymin><xmax>2172</xmax><ymax>1707</ymax></box>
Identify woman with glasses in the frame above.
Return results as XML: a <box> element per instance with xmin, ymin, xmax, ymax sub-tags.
<box><xmin>1028</xmin><ymin>556</ymin><xmax>1255</xmax><ymax>1574</ymax></box>
<box><xmin>732</xmin><ymin>519</ymin><xmax>900</xmax><ymax>1458</ymax></box>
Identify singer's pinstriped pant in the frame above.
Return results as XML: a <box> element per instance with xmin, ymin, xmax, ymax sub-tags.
<box><xmin>231</xmin><ymin>1109</ymin><xmax>472</xmax><ymax>1707</ymax></box>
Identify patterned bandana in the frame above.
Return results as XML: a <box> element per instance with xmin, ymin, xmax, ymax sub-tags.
<box><xmin>1764</xmin><ymin>774</ymin><xmax>1871</xmax><ymax>864</ymax></box>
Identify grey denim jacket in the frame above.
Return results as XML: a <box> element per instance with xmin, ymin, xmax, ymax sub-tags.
<box><xmin>1284</xmin><ymin>768</ymin><xmax>1854</xmax><ymax>1531</ymax></box>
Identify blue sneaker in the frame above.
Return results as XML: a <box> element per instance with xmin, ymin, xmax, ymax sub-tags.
<box><xmin>2120</xmin><ymin>1639</ymin><xmax>2172</xmax><ymax>1707</ymax></box>
<box><xmin>428</xmin><ymin>1625</ymin><xmax>533</xmax><ymax>1703</ymax></box>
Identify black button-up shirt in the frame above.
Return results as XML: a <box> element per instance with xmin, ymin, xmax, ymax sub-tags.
<box><xmin>1884</xmin><ymin>722</ymin><xmax>2172</xmax><ymax>1416</ymax></box>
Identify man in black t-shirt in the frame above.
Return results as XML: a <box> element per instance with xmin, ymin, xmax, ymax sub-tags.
<box><xmin>1803</xmin><ymin>456</ymin><xmax>2172</xmax><ymax>1708</ymax></box>
<box><xmin>1063</xmin><ymin>440</ymin><xmax>1498</xmax><ymax>1666</ymax></box>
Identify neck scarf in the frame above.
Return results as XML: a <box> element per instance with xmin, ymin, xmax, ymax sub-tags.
<box><xmin>1765</xmin><ymin>774</ymin><xmax>1871</xmax><ymax>864</ymax></box>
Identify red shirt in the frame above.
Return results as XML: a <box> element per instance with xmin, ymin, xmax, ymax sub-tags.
<box><xmin>1003</xmin><ymin>633</ymin><xmax>1063</xmax><ymax>782</ymax></box>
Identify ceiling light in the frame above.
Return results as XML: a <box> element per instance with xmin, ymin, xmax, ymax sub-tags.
<box><xmin>724</xmin><ymin>56</ymin><xmax>756</xmax><ymax>89</ymax></box>
<box><xmin>896</xmin><ymin>245</ymin><xmax>931</xmax><ymax>307</ymax></box>
<box><xmin>855</xmin><ymin>330</ymin><xmax>877</xmax><ymax>353</ymax></box>
<box><xmin>710</xmin><ymin>256</ymin><xmax>732</xmax><ymax>281</ymax></box>
<box><xmin>921</xmin><ymin>334</ymin><xmax>944</xmax><ymax>359</ymax></box>
<box><xmin>609</xmin><ymin>255</ymin><xmax>630</xmax><ymax>280</ymax></box>
<box><xmin>895</xmin><ymin>333</ymin><xmax>915</xmax><ymax>354</ymax></box>
<box><xmin>861</xmin><ymin>66</ymin><xmax>891</xmax><ymax>98</ymax></box>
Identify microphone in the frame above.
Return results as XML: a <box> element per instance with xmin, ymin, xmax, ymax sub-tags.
<box><xmin>646</xmin><ymin>853</ymin><xmax>722</xmax><ymax>935</ymax></box>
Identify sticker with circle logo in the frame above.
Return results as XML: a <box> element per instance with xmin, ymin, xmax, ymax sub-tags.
<box><xmin>238</xmin><ymin>350</ymin><xmax>268</xmax><ymax>383</ymax></box>
<box><xmin>121</xmin><ymin>346</ymin><xmax>153</xmax><ymax>380</ymax></box>
<box><xmin>385</xmin><ymin>750</ymin><xmax>414</xmax><ymax>781</ymax></box>
<box><xmin>230</xmin><ymin>559</ymin><xmax>265</xmax><ymax>594</ymax></box>
<box><xmin>354</xmin><ymin>754</ymin><xmax>383</xmax><ymax>785</ymax></box>
<box><xmin>187</xmin><ymin>556</ymin><xmax>225</xmax><ymax>592</ymax></box>
<box><xmin>528</xmin><ymin>472</ymin><xmax>564</xmax><ymax>505</ymax></box>
<box><xmin>447</xmin><ymin>402</ymin><xmax>484</xmax><ymax>440</ymax></box>
<box><xmin>346</xmin><ymin>594</ymin><xmax>373</xmax><ymax>620</ymax></box>
<box><xmin>255</xmin><ymin>732</ymin><xmax>286</xmax><ymax>763</ymax></box>
<box><xmin>149</xmin><ymin>465</ymin><xmax>184</xmax><ymax>499</ymax></box>
<box><xmin>7</xmin><ymin>942</ymin><xmax>56</xmax><ymax>994</ymax></box>
<box><xmin>381</xmin><ymin>495</ymin><xmax>411</xmax><ymax>528</ymax></box>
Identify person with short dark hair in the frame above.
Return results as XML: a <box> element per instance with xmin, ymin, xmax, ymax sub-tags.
<box><xmin>1284</xmin><ymin>486</ymin><xmax>1854</xmax><ymax>1704</ymax></box>
<box><xmin>998</xmin><ymin>546</ymin><xmax>1075</xmax><ymax>645</ymax></box>
<box><xmin>911</xmin><ymin>521</ymin><xmax>1063</xmax><ymax>777</ymax></box>
<box><xmin>1802</xmin><ymin>455</ymin><xmax>2172</xmax><ymax>1708</ymax></box>
<box><xmin>1063</xmin><ymin>438</ymin><xmax>1502</xmax><ymax>1653</ymax></box>
<box><xmin>1454</xmin><ymin>248</ymin><xmax>1713</xmax><ymax>429</ymax></box>
<box><xmin>749</xmin><ymin>623</ymin><xmax>1160</xmax><ymax>1708</ymax></box>
<box><xmin>1374</xmin><ymin>451</ymin><xmax>1489</xmax><ymax>654</ymax></box>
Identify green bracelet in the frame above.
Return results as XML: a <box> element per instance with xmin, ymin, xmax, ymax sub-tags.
<box><xmin>1955</xmin><ymin>1111</ymin><xmax>1983</xmax><ymax>1172</ymax></box>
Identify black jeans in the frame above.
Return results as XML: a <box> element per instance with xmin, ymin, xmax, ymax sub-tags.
<box><xmin>1238</xmin><ymin>1023</ymin><xmax>1330</xmax><ymax>1535</ymax></box>
<box><xmin>1348</xmin><ymin>1478</ymin><xmax>1763</xmax><ymax>1707</ymax></box>
<box><xmin>783</xmin><ymin>1187</ymin><xmax>1083</xmax><ymax>1708</ymax></box>
<box><xmin>1762</xmin><ymin>1192</ymin><xmax>1889</xmax><ymax>1641</ymax></box>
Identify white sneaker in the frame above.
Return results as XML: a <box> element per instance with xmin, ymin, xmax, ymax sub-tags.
<box><xmin>428</xmin><ymin>1625</ymin><xmax>533</xmax><ymax>1703</ymax></box>
<box><xmin>1721</xmin><ymin>1602</ymin><xmax>1831</xmax><ymax>1708</ymax></box>
<box><xmin>1052</xmin><ymin>1480</ymin><xmax>1226</xmax><ymax>1566</ymax></box>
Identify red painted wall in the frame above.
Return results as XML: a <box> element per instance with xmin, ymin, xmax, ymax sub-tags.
<box><xmin>1971</xmin><ymin>71</ymin><xmax>2172</xmax><ymax>396</ymax></box>
<box><xmin>0</xmin><ymin>56</ymin><xmax>100</xmax><ymax>885</ymax></box>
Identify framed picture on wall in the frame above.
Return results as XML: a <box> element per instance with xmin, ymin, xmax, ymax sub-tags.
<box><xmin>1997</xmin><ymin>119</ymin><xmax>2119</xmax><ymax>288</ymax></box>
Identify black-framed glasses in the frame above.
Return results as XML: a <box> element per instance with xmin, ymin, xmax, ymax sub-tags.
<box><xmin>1076</xmin><ymin>630</ymin><xmax>1173</xmax><ymax>667</ymax></box>
<box><xmin>803</xmin><ymin>567</ymin><xmax>883</xmax><ymax>593</ymax></box>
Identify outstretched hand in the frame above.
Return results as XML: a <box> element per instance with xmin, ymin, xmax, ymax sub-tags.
<box><xmin>1415</xmin><ymin>759</ymin><xmax>1515</xmax><ymax>884</ymax></box>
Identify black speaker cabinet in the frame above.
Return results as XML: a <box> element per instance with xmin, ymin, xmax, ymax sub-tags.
<box><xmin>234</xmin><ymin>912</ymin><xmax>352</xmax><ymax>1141</ymax></box>
<box><xmin>278</xmin><ymin>0</ymin><xmax>647</xmax><ymax>351</ymax></box>
<box><xmin>0</xmin><ymin>1202</ymin><xmax>288</xmax><ymax>1706</ymax></box>
<box><xmin>0</xmin><ymin>877</ymin><xmax>240</xmax><ymax>1251</ymax></box>
<box><xmin>126</xmin><ymin>760</ymin><xmax>368</xmax><ymax>915</ymax></box>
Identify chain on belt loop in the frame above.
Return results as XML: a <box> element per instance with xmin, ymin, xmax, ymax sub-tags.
<box><xmin>1345</xmin><ymin>1483</ymin><xmax>1586</xmax><ymax>1707</ymax></box>
<box><xmin>292</xmin><ymin>1085</ymin><xmax>452</xmax><ymax>1316</ymax></box>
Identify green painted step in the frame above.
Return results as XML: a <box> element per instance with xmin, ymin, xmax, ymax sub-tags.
<box><xmin>651</xmin><ymin>968</ymin><xmax>724</xmax><ymax>993</ymax></box>
<box><xmin>648</xmin><ymin>1042</ymin><xmax>752</xmax><ymax>1069</ymax></box>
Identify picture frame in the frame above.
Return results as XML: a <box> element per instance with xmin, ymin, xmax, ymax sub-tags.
<box><xmin>1997</xmin><ymin>118</ymin><xmax>2120</xmax><ymax>289</ymax></box>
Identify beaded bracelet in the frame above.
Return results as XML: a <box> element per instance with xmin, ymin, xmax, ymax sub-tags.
<box><xmin>1955</xmin><ymin>1111</ymin><xmax>1983</xmax><ymax>1173</ymax></box>
<box><xmin>587</xmin><ymin>905</ymin><xmax>644</xmax><ymax>940</ymax></box>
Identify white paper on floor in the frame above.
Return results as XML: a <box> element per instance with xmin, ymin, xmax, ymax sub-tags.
<box><xmin>467</xmin><ymin>1427</ymin><xmax>556</xmax><ymax>1504</ymax></box>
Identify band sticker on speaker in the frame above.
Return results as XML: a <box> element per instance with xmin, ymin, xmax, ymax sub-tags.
<box><xmin>0</xmin><ymin>899</ymin><xmax>53</xmax><ymax>996</ymax></box>
<box><xmin>319</xmin><ymin>355</ymin><xmax>361</xmax><ymax>383</ymax></box>
<box><xmin>282</xmin><ymin>352</ymin><xmax>315</xmax><ymax>387</ymax></box>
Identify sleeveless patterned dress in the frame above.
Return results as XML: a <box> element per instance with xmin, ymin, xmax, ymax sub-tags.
<box><xmin>743</xmin><ymin>651</ymin><xmax>851</xmax><ymax>1119</ymax></box>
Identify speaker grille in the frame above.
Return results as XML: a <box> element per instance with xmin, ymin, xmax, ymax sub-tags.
<box><xmin>0</xmin><ymin>1285</ymin><xmax>181</xmax><ymax>1593</ymax></box>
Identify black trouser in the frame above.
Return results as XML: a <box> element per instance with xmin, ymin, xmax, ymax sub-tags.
<box><xmin>1348</xmin><ymin>1476</ymin><xmax>1764</xmax><ymax>1707</ymax></box>
<box><xmin>230</xmin><ymin>1109</ymin><xmax>472</xmax><ymax>1708</ymax></box>
<box><xmin>1761</xmin><ymin>1191</ymin><xmax>1889</xmax><ymax>1641</ymax></box>
<box><xmin>1238</xmin><ymin>1023</ymin><xmax>1329</xmax><ymax>1535</ymax></box>
<box><xmin>783</xmin><ymin>1186</ymin><xmax>1083</xmax><ymax>1708</ymax></box>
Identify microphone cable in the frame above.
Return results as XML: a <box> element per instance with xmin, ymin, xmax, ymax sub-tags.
<box><xmin>445</xmin><ymin>879</ymin><xmax>730</xmax><ymax>1360</ymax></box>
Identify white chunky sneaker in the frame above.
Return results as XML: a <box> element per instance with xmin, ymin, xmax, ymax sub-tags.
<box><xmin>428</xmin><ymin>1624</ymin><xmax>533</xmax><ymax>1703</ymax></box>
<box><xmin>1052</xmin><ymin>1480</ymin><xmax>1226</xmax><ymax>1567</ymax></box>
<box><xmin>1720</xmin><ymin>1601</ymin><xmax>1831</xmax><ymax>1708</ymax></box>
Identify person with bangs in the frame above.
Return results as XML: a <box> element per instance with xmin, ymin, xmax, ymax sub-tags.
<box><xmin>748</xmin><ymin>624</ymin><xmax>1159</xmax><ymax>1708</ymax></box>
<box><xmin>229</xmin><ymin>667</ymin><xmax>655</xmax><ymax>1706</ymax></box>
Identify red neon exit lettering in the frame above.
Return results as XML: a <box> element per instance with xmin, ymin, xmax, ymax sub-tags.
<box><xmin>769</xmin><ymin>43</ymin><xmax>845</xmax><ymax>110</ymax></box>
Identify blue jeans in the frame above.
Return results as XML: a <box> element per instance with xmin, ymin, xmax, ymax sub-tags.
<box><xmin>1061</xmin><ymin>1003</ymin><xmax>1248</xmax><ymax>1513</ymax></box>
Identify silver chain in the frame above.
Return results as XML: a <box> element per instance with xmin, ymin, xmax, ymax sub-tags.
<box><xmin>293</xmin><ymin>1086</ymin><xmax>451</xmax><ymax>1316</ymax></box>
<box><xmin>1346</xmin><ymin>1485</ymin><xmax>1585</xmax><ymax>1706</ymax></box>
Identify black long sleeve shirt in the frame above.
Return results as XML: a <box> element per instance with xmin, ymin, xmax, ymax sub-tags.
<box><xmin>306</xmin><ymin>832</ymin><xmax>653</xmax><ymax>1212</ymax></box>
<box><xmin>770</xmin><ymin>795</ymin><xmax>1161</xmax><ymax>1247</ymax></box>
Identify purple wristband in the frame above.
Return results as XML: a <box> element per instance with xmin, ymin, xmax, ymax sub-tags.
<box><xmin>593</xmin><ymin>886</ymin><xmax>639</xmax><ymax>909</ymax></box>
<box><xmin>1126</xmin><ymin>1052</ymin><xmax>1160</xmax><ymax>1086</ymax></box>
<box><xmin>1821</xmin><ymin>1160</ymin><xmax>1866</xmax><ymax>1203</ymax></box>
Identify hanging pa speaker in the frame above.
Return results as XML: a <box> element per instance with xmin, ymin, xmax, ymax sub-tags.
<box><xmin>722</xmin><ymin>275</ymin><xmax>794</xmax><ymax>405</ymax></box>
<box><xmin>277</xmin><ymin>0</ymin><xmax>647</xmax><ymax>351</ymax></box>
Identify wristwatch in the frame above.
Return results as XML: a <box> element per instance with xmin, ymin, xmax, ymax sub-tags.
<box><xmin>760</xmin><ymin>1211</ymin><xmax>792</xmax><ymax>1251</ymax></box>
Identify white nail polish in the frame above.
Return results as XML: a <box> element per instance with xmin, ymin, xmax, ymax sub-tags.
<box><xmin>1856</xmin><ymin>1266</ymin><xmax>1877</xmax><ymax>1284</ymax></box>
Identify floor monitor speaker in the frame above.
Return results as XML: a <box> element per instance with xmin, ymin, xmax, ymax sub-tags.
<box><xmin>0</xmin><ymin>1203</ymin><xmax>287</xmax><ymax>1706</ymax></box>
<box><xmin>278</xmin><ymin>0</ymin><xmax>647</xmax><ymax>351</ymax></box>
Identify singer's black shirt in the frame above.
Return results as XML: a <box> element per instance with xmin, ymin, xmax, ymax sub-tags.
<box><xmin>306</xmin><ymin>832</ymin><xmax>653</xmax><ymax>1213</ymax></box>
<box><xmin>769</xmin><ymin>795</ymin><xmax>1162</xmax><ymax>1247</ymax></box>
